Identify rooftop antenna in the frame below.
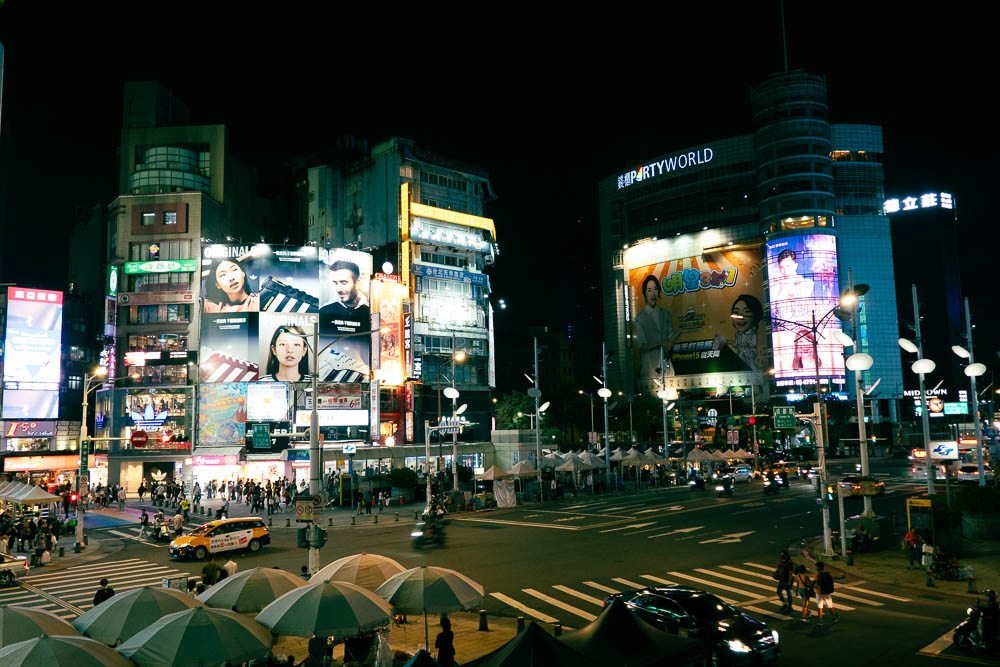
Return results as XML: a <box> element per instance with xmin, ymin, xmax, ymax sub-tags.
<box><xmin>780</xmin><ymin>0</ymin><xmax>789</xmax><ymax>72</ymax></box>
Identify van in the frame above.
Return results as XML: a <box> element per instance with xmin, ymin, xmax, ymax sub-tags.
<box><xmin>169</xmin><ymin>517</ymin><xmax>270</xmax><ymax>560</ymax></box>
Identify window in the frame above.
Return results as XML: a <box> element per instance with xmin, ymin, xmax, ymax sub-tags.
<box><xmin>141</xmin><ymin>212</ymin><xmax>155</xmax><ymax>226</ymax></box>
<box><xmin>164</xmin><ymin>211</ymin><xmax>177</xmax><ymax>225</ymax></box>
<box><xmin>67</xmin><ymin>376</ymin><xmax>82</xmax><ymax>390</ymax></box>
<box><xmin>128</xmin><ymin>304</ymin><xmax>191</xmax><ymax>324</ymax></box>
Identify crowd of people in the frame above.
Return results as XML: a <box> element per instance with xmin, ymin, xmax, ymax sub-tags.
<box><xmin>0</xmin><ymin>512</ymin><xmax>61</xmax><ymax>560</ymax></box>
<box><xmin>193</xmin><ymin>477</ymin><xmax>304</xmax><ymax>515</ymax></box>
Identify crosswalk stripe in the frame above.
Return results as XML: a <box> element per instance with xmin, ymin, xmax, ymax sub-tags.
<box><xmin>719</xmin><ymin>565</ymin><xmax>776</xmax><ymax>581</ymax></box>
<box><xmin>68</xmin><ymin>579</ymin><xmax>188</xmax><ymax>607</ymax></box>
<box><xmin>693</xmin><ymin>568</ymin><xmax>778</xmax><ymax>593</ymax></box>
<box><xmin>489</xmin><ymin>592</ymin><xmax>558</xmax><ymax>624</ymax></box>
<box><xmin>552</xmin><ymin>585</ymin><xmax>604</xmax><ymax>606</ymax></box>
<box><xmin>583</xmin><ymin>581</ymin><xmax>620</xmax><ymax>594</ymax></box>
<box><xmin>640</xmin><ymin>575</ymin><xmax>678</xmax><ymax>586</ymax></box>
<box><xmin>813</xmin><ymin>590</ymin><xmax>882</xmax><ymax>607</ymax></box>
<box><xmin>612</xmin><ymin>578</ymin><xmax>645</xmax><ymax>590</ymax></box>
<box><xmin>668</xmin><ymin>571</ymin><xmax>762</xmax><ymax>601</ymax></box>
<box><xmin>743</xmin><ymin>562</ymin><xmax>774</xmax><ymax>572</ymax></box>
<box><xmin>841</xmin><ymin>585</ymin><xmax>911</xmax><ymax>602</ymax></box>
<box><xmin>39</xmin><ymin>569</ymin><xmax>182</xmax><ymax>594</ymax></box>
<box><xmin>522</xmin><ymin>589</ymin><xmax>596</xmax><ymax>621</ymax></box>
<box><xmin>729</xmin><ymin>565</ymin><xmax>887</xmax><ymax>606</ymax></box>
<box><xmin>742</xmin><ymin>605</ymin><xmax>788</xmax><ymax>620</ymax></box>
<box><xmin>22</xmin><ymin>559</ymin><xmax>146</xmax><ymax>581</ymax></box>
<box><xmin>23</xmin><ymin>564</ymin><xmax>178</xmax><ymax>588</ymax></box>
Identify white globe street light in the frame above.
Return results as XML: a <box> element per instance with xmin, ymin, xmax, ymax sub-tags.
<box><xmin>911</xmin><ymin>358</ymin><xmax>936</xmax><ymax>375</ymax></box>
<box><xmin>845</xmin><ymin>353</ymin><xmax>874</xmax><ymax>372</ymax></box>
<box><xmin>965</xmin><ymin>363</ymin><xmax>987</xmax><ymax>378</ymax></box>
<box><xmin>597</xmin><ymin>388</ymin><xmax>612</xmax><ymax>399</ymax></box>
<box><xmin>833</xmin><ymin>330</ymin><xmax>856</xmax><ymax>348</ymax></box>
<box><xmin>899</xmin><ymin>338</ymin><xmax>919</xmax><ymax>354</ymax></box>
<box><xmin>952</xmin><ymin>345</ymin><xmax>971</xmax><ymax>359</ymax></box>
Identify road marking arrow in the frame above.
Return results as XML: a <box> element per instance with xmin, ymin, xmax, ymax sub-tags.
<box><xmin>554</xmin><ymin>516</ymin><xmax>586</xmax><ymax>522</ymax></box>
<box><xmin>648</xmin><ymin>526</ymin><xmax>704</xmax><ymax>539</ymax></box>
<box><xmin>600</xmin><ymin>522</ymin><xmax>655</xmax><ymax>533</ymax></box>
<box><xmin>635</xmin><ymin>504</ymin><xmax>685</xmax><ymax>514</ymax></box>
<box><xmin>698</xmin><ymin>531</ymin><xmax>755</xmax><ymax>544</ymax></box>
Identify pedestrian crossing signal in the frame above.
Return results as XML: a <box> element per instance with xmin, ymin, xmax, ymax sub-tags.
<box><xmin>297</xmin><ymin>527</ymin><xmax>309</xmax><ymax>549</ymax></box>
<box><xmin>313</xmin><ymin>526</ymin><xmax>328</xmax><ymax>548</ymax></box>
<box><xmin>825</xmin><ymin>485</ymin><xmax>835</xmax><ymax>501</ymax></box>
<box><xmin>70</xmin><ymin>493</ymin><xmax>78</xmax><ymax>503</ymax></box>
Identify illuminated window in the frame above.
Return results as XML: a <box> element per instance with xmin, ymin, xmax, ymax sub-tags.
<box><xmin>164</xmin><ymin>211</ymin><xmax>177</xmax><ymax>225</ymax></box>
<box><xmin>141</xmin><ymin>212</ymin><xmax>155</xmax><ymax>226</ymax></box>
<box><xmin>780</xmin><ymin>215</ymin><xmax>815</xmax><ymax>230</ymax></box>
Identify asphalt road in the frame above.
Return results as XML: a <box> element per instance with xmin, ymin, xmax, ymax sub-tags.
<box><xmin>12</xmin><ymin>458</ymin><xmax>995</xmax><ymax>665</ymax></box>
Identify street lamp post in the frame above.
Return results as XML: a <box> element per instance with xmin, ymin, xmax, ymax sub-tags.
<box><xmin>599</xmin><ymin>341</ymin><xmax>613</xmax><ymax>490</ymax></box>
<box><xmin>578</xmin><ymin>390</ymin><xmax>595</xmax><ymax>446</ymax></box>
<box><xmin>77</xmin><ymin>366</ymin><xmax>108</xmax><ymax>550</ymax></box>
<box><xmin>953</xmin><ymin>296</ymin><xmax>988</xmax><ymax>486</ymax></box>
<box><xmin>900</xmin><ymin>284</ymin><xmax>936</xmax><ymax>495</ymax></box>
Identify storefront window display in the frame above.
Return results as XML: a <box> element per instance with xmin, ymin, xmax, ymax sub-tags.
<box><xmin>128</xmin><ymin>332</ymin><xmax>188</xmax><ymax>353</ymax></box>
<box><xmin>5</xmin><ymin>438</ymin><xmax>50</xmax><ymax>453</ymax></box>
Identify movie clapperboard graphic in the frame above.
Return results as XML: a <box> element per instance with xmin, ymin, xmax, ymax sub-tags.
<box><xmin>201</xmin><ymin>352</ymin><xmax>260</xmax><ymax>383</ymax></box>
<box><xmin>259</xmin><ymin>278</ymin><xmax>319</xmax><ymax>313</ymax></box>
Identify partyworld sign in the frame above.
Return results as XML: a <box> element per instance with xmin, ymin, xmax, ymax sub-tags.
<box><xmin>617</xmin><ymin>147</ymin><xmax>715</xmax><ymax>189</ymax></box>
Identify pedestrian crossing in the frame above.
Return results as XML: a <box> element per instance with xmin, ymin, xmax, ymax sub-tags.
<box><xmin>484</xmin><ymin>560</ymin><xmax>912</xmax><ymax>628</ymax></box>
<box><xmin>99</xmin><ymin>521</ymin><xmax>205</xmax><ymax>548</ymax></box>
<box><xmin>0</xmin><ymin>558</ymin><xmax>187</xmax><ymax>620</ymax></box>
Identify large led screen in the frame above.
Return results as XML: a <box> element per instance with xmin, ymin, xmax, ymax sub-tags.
<box><xmin>247</xmin><ymin>382</ymin><xmax>290</xmax><ymax>422</ymax></box>
<box><xmin>371</xmin><ymin>278</ymin><xmax>406</xmax><ymax>386</ymax></box>
<box><xmin>628</xmin><ymin>250</ymin><xmax>765</xmax><ymax>384</ymax></box>
<box><xmin>198</xmin><ymin>245</ymin><xmax>372</xmax><ymax>384</ymax></box>
<box><xmin>199</xmin><ymin>383</ymin><xmax>247</xmax><ymax>445</ymax></box>
<box><xmin>2</xmin><ymin>287</ymin><xmax>63</xmax><ymax>419</ymax></box>
<box><xmin>766</xmin><ymin>234</ymin><xmax>845</xmax><ymax>383</ymax></box>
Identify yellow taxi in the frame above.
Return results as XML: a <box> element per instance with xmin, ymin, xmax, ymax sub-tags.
<box><xmin>169</xmin><ymin>517</ymin><xmax>270</xmax><ymax>560</ymax></box>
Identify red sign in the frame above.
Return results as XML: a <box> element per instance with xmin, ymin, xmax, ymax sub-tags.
<box><xmin>131</xmin><ymin>431</ymin><xmax>149</xmax><ymax>448</ymax></box>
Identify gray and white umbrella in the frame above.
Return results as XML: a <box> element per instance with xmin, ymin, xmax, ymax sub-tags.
<box><xmin>376</xmin><ymin>565</ymin><xmax>485</xmax><ymax>648</ymax></box>
<box><xmin>312</xmin><ymin>553</ymin><xmax>406</xmax><ymax>591</ymax></box>
<box><xmin>73</xmin><ymin>585</ymin><xmax>204</xmax><ymax>645</ymax></box>
<box><xmin>0</xmin><ymin>606</ymin><xmax>80</xmax><ymax>648</ymax></box>
<box><xmin>255</xmin><ymin>581</ymin><xmax>392</xmax><ymax>638</ymax></box>
<box><xmin>196</xmin><ymin>566</ymin><xmax>306</xmax><ymax>613</ymax></box>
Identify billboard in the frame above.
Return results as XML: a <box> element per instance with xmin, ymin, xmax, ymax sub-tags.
<box><xmin>2</xmin><ymin>287</ymin><xmax>63</xmax><ymax>419</ymax></box>
<box><xmin>199</xmin><ymin>383</ymin><xmax>248</xmax><ymax>445</ymax></box>
<box><xmin>371</xmin><ymin>277</ymin><xmax>406</xmax><ymax>386</ymax></box>
<box><xmin>198</xmin><ymin>244</ymin><xmax>372</xmax><ymax>384</ymax></box>
<box><xmin>765</xmin><ymin>234</ymin><xmax>845</xmax><ymax>383</ymax></box>
<box><xmin>627</xmin><ymin>249</ymin><xmax>765</xmax><ymax>383</ymax></box>
<box><xmin>246</xmin><ymin>382</ymin><xmax>290</xmax><ymax>422</ymax></box>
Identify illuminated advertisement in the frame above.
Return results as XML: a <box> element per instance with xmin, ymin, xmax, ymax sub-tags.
<box><xmin>766</xmin><ymin>234</ymin><xmax>845</xmax><ymax>383</ymax></box>
<box><xmin>2</xmin><ymin>287</ymin><xmax>63</xmax><ymax>419</ymax></box>
<box><xmin>315</xmin><ymin>383</ymin><xmax>363</xmax><ymax>409</ymax></box>
<box><xmin>371</xmin><ymin>278</ymin><xmax>405</xmax><ymax>386</ymax></box>
<box><xmin>197</xmin><ymin>244</ymin><xmax>373</xmax><ymax>384</ymax></box>
<box><xmin>199</xmin><ymin>383</ymin><xmax>248</xmax><ymax>445</ymax></box>
<box><xmin>247</xmin><ymin>382</ymin><xmax>290</xmax><ymax>422</ymax></box>
<box><xmin>627</xmin><ymin>249</ymin><xmax>765</xmax><ymax>383</ymax></box>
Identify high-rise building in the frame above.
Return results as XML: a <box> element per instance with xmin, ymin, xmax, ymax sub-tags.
<box><xmin>598</xmin><ymin>71</ymin><xmax>903</xmax><ymax>445</ymax></box>
<box><xmin>303</xmin><ymin>138</ymin><xmax>498</xmax><ymax>445</ymax></box>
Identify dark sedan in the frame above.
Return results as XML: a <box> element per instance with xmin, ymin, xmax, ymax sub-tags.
<box><xmin>606</xmin><ymin>586</ymin><xmax>780</xmax><ymax>665</ymax></box>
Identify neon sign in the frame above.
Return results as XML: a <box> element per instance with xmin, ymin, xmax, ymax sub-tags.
<box><xmin>618</xmin><ymin>147</ymin><xmax>714</xmax><ymax>189</ymax></box>
<box><xmin>660</xmin><ymin>266</ymin><xmax>737</xmax><ymax>296</ymax></box>
<box><xmin>883</xmin><ymin>192</ymin><xmax>953</xmax><ymax>214</ymax></box>
<box><xmin>129</xmin><ymin>403</ymin><xmax>170</xmax><ymax>429</ymax></box>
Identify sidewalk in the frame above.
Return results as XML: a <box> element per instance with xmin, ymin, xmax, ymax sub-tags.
<box><xmin>802</xmin><ymin>536</ymin><xmax>1000</xmax><ymax>599</ymax></box>
<box><xmin>271</xmin><ymin>610</ymin><xmax>525</xmax><ymax>665</ymax></box>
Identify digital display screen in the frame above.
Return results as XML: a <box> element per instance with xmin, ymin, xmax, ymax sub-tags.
<box><xmin>2</xmin><ymin>287</ymin><xmax>63</xmax><ymax>419</ymax></box>
<box><xmin>247</xmin><ymin>382</ymin><xmax>290</xmax><ymax>422</ymax></box>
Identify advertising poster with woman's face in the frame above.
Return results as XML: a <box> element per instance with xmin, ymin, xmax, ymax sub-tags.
<box><xmin>257</xmin><ymin>312</ymin><xmax>318</xmax><ymax>383</ymax></box>
<box><xmin>765</xmin><ymin>234</ymin><xmax>845</xmax><ymax>381</ymax></box>
<box><xmin>201</xmin><ymin>244</ymin><xmax>321</xmax><ymax>314</ymax></box>
<box><xmin>200</xmin><ymin>314</ymin><xmax>259</xmax><ymax>383</ymax></box>
<box><xmin>627</xmin><ymin>249</ymin><xmax>765</xmax><ymax>384</ymax></box>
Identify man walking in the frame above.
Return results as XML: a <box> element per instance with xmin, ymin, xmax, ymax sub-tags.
<box><xmin>775</xmin><ymin>550</ymin><xmax>795</xmax><ymax>612</ymax></box>
<box><xmin>812</xmin><ymin>562</ymin><xmax>839</xmax><ymax>626</ymax></box>
<box><xmin>180</xmin><ymin>496</ymin><xmax>191</xmax><ymax>523</ymax></box>
<box><xmin>138</xmin><ymin>509</ymin><xmax>150</xmax><ymax>539</ymax></box>
<box><xmin>223</xmin><ymin>554</ymin><xmax>238</xmax><ymax>579</ymax></box>
<box><xmin>118</xmin><ymin>486</ymin><xmax>127</xmax><ymax>512</ymax></box>
<box><xmin>202</xmin><ymin>556</ymin><xmax>221</xmax><ymax>586</ymax></box>
<box><xmin>904</xmin><ymin>527</ymin><xmax>922</xmax><ymax>570</ymax></box>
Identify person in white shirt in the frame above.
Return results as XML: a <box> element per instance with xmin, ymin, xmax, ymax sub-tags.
<box><xmin>223</xmin><ymin>555</ymin><xmax>238</xmax><ymax>578</ymax></box>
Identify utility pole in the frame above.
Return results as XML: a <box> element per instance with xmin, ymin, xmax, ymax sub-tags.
<box><xmin>849</xmin><ymin>269</ymin><xmax>874</xmax><ymax>518</ymax></box>
<box><xmin>810</xmin><ymin>310</ymin><xmax>834</xmax><ymax>557</ymax></box>
<box><xmin>660</xmin><ymin>347</ymin><xmax>668</xmax><ymax>457</ymax></box>
<box><xmin>534</xmin><ymin>337</ymin><xmax>543</xmax><ymax>499</ymax></box>
<box><xmin>913</xmin><ymin>285</ymin><xmax>935</xmax><ymax>495</ymax></box>
<box><xmin>452</xmin><ymin>333</ymin><xmax>459</xmax><ymax>493</ymax></box>
<box><xmin>601</xmin><ymin>341</ymin><xmax>612</xmax><ymax>490</ymax></box>
<box><xmin>308</xmin><ymin>323</ymin><xmax>321</xmax><ymax>575</ymax></box>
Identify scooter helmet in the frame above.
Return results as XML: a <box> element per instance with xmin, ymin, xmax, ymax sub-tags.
<box><xmin>985</xmin><ymin>589</ymin><xmax>997</xmax><ymax>601</ymax></box>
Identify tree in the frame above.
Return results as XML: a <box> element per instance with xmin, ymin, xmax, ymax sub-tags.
<box><xmin>494</xmin><ymin>391</ymin><xmax>536</xmax><ymax>429</ymax></box>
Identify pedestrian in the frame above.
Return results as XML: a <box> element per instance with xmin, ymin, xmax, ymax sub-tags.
<box><xmin>435</xmin><ymin>615</ymin><xmax>456</xmax><ymax>667</ymax></box>
<box><xmin>364</xmin><ymin>490</ymin><xmax>372</xmax><ymax>515</ymax></box>
<box><xmin>812</xmin><ymin>562</ymin><xmax>839</xmax><ymax>626</ymax></box>
<box><xmin>202</xmin><ymin>555</ymin><xmax>221</xmax><ymax>586</ymax></box>
<box><xmin>139</xmin><ymin>509</ymin><xmax>150</xmax><ymax>539</ymax></box>
<box><xmin>186</xmin><ymin>579</ymin><xmax>198</xmax><ymax>596</ymax></box>
<box><xmin>138</xmin><ymin>482</ymin><xmax>146</xmax><ymax>502</ymax></box>
<box><xmin>223</xmin><ymin>555</ymin><xmax>238</xmax><ymax>578</ymax></box>
<box><xmin>307</xmin><ymin>633</ymin><xmax>329</xmax><ymax>667</ymax></box>
<box><xmin>793</xmin><ymin>564</ymin><xmax>814</xmax><ymax>622</ymax></box>
<box><xmin>180</xmin><ymin>496</ymin><xmax>191</xmax><ymax>523</ymax></box>
<box><xmin>904</xmin><ymin>527</ymin><xmax>922</xmax><ymax>570</ymax></box>
<box><xmin>93</xmin><ymin>578</ymin><xmax>116</xmax><ymax>606</ymax></box>
<box><xmin>118</xmin><ymin>486</ymin><xmax>127</xmax><ymax>512</ymax></box>
<box><xmin>193</xmin><ymin>482</ymin><xmax>202</xmax><ymax>509</ymax></box>
<box><xmin>774</xmin><ymin>550</ymin><xmax>794</xmax><ymax>612</ymax></box>
<box><xmin>172</xmin><ymin>511</ymin><xmax>184</xmax><ymax>537</ymax></box>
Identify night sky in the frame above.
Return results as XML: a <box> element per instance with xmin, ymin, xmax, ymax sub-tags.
<box><xmin>0</xmin><ymin>4</ymin><xmax>993</xmax><ymax>360</ymax></box>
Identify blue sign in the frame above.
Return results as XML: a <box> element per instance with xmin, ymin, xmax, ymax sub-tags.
<box><xmin>929</xmin><ymin>441</ymin><xmax>958</xmax><ymax>460</ymax></box>
<box><xmin>412</xmin><ymin>264</ymin><xmax>489</xmax><ymax>287</ymax></box>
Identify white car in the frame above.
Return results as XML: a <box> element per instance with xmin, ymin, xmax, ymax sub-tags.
<box><xmin>0</xmin><ymin>553</ymin><xmax>29</xmax><ymax>586</ymax></box>
<box><xmin>713</xmin><ymin>466</ymin><xmax>753</xmax><ymax>483</ymax></box>
<box><xmin>954</xmin><ymin>464</ymin><xmax>994</xmax><ymax>484</ymax></box>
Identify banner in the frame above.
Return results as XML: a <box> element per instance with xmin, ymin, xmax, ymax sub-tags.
<box><xmin>627</xmin><ymin>249</ymin><xmax>764</xmax><ymax>384</ymax></box>
<box><xmin>198</xmin><ymin>383</ymin><xmax>248</xmax><ymax>445</ymax></box>
<box><xmin>2</xmin><ymin>287</ymin><xmax>63</xmax><ymax>419</ymax></box>
<box><xmin>371</xmin><ymin>278</ymin><xmax>405</xmax><ymax>386</ymax></box>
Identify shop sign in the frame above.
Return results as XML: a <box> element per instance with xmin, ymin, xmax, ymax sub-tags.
<box><xmin>124</xmin><ymin>259</ymin><xmax>198</xmax><ymax>274</ymax></box>
<box><xmin>4</xmin><ymin>420</ymin><xmax>57</xmax><ymax>438</ymax></box>
<box><xmin>3</xmin><ymin>454</ymin><xmax>81</xmax><ymax>471</ymax></box>
<box><xmin>118</xmin><ymin>290</ymin><xmax>194</xmax><ymax>306</ymax></box>
<box><xmin>192</xmin><ymin>454</ymin><xmax>239</xmax><ymax>466</ymax></box>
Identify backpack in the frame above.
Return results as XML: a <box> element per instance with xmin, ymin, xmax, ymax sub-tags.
<box><xmin>817</xmin><ymin>571</ymin><xmax>834</xmax><ymax>594</ymax></box>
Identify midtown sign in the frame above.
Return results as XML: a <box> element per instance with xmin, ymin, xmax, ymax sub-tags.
<box><xmin>618</xmin><ymin>147</ymin><xmax>714</xmax><ymax>189</ymax></box>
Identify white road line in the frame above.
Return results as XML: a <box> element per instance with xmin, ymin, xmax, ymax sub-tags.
<box><xmin>640</xmin><ymin>575</ymin><xmax>678</xmax><ymax>586</ymax></box>
<box><xmin>583</xmin><ymin>581</ymin><xmax>620</xmax><ymax>594</ymax></box>
<box><xmin>841</xmin><ymin>585</ymin><xmax>911</xmax><ymax>602</ymax></box>
<box><xmin>727</xmin><ymin>566</ymin><xmax>886</xmax><ymax>606</ymax></box>
<box><xmin>601</xmin><ymin>507</ymin><xmax>626</xmax><ymax>511</ymax></box>
<box><xmin>612</xmin><ymin>578</ymin><xmax>646</xmax><ymax>590</ymax></box>
<box><xmin>600</xmin><ymin>523</ymin><xmax>653</xmax><ymax>533</ymax></box>
<box><xmin>743</xmin><ymin>562</ymin><xmax>775</xmax><ymax>572</ymax></box>
<box><xmin>693</xmin><ymin>569</ymin><xmax>785</xmax><ymax>594</ymax></box>
<box><xmin>719</xmin><ymin>565</ymin><xmax>775</xmax><ymax>581</ymax></box>
<box><xmin>635</xmin><ymin>507</ymin><xmax>670</xmax><ymax>514</ymax></box>
<box><xmin>625</xmin><ymin>525</ymin><xmax>669</xmax><ymax>536</ymax></box>
<box><xmin>66</xmin><ymin>579</ymin><xmax>189</xmax><ymax>605</ymax></box>
<box><xmin>488</xmin><ymin>593</ymin><xmax>558</xmax><ymax>624</ymax></box>
<box><xmin>23</xmin><ymin>562</ymin><xmax>176</xmax><ymax>585</ymax></box>
<box><xmin>523</xmin><ymin>589</ymin><xmax>596</xmax><ymax>621</ymax></box>
<box><xmin>22</xmin><ymin>559</ymin><xmax>147</xmax><ymax>581</ymax></box>
<box><xmin>552</xmin><ymin>585</ymin><xmax>604</xmax><ymax>606</ymax></box>
<box><xmin>108</xmin><ymin>529</ymin><xmax>167</xmax><ymax>546</ymax></box>
<box><xmin>41</xmin><ymin>569</ymin><xmax>183</xmax><ymax>594</ymax></box>
<box><xmin>668</xmin><ymin>571</ymin><xmax>762</xmax><ymax>600</ymax></box>
<box><xmin>454</xmin><ymin>517</ymin><xmax>582</xmax><ymax>530</ymax></box>
<box><xmin>917</xmin><ymin>625</ymin><xmax>958</xmax><ymax>655</ymax></box>
<box><xmin>742</xmin><ymin>605</ymin><xmax>788</xmax><ymax>620</ymax></box>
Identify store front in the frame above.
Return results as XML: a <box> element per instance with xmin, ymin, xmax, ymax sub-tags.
<box><xmin>1</xmin><ymin>453</ymin><xmax>108</xmax><ymax>492</ymax></box>
<box><xmin>245</xmin><ymin>456</ymin><xmax>292</xmax><ymax>484</ymax></box>
<box><xmin>188</xmin><ymin>450</ymin><xmax>244</xmax><ymax>490</ymax></box>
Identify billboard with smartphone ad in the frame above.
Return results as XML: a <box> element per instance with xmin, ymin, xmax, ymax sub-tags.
<box><xmin>2</xmin><ymin>287</ymin><xmax>64</xmax><ymax>419</ymax></box>
<box><xmin>627</xmin><ymin>249</ymin><xmax>765</xmax><ymax>385</ymax></box>
<box><xmin>765</xmin><ymin>233</ymin><xmax>845</xmax><ymax>383</ymax></box>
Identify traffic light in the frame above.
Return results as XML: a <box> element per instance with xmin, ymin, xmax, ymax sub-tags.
<box><xmin>297</xmin><ymin>527</ymin><xmax>309</xmax><ymax>549</ymax></box>
<box><xmin>748</xmin><ymin>416</ymin><xmax>756</xmax><ymax>425</ymax></box>
<box><xmin>313</xmin><ymin>526</ymin><xmax>328</xmax><ymax>549</ymax></box>
<box><xmin>70</xmin><ymin>493</ymin><xmax>78</xmax><ymax>504</ymax></box>
<box><xmin>825</xmin><ymin>485</ymin><xmax>835</xmax><ymax>502</ymax></box>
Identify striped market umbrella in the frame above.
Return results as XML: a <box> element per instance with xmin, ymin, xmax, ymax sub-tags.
<box><xmin>0</xmin><ymin>635</ymin><xmax>132</xmax><ymax>667</ymax></box>
<box><xmin>255</xmin><ymin>581</ymin><xmax>391</xmax><ymax>638</ymax></box>
<box><xmin>197</xmin><ymin>567</ymin><xmax>306</xmax><ymax>613</ymax></box>
<box><xmin>73</xmin><ymin>586</ymin><xmax>204</xmax><ymax>645</ymax></box>
<box><xmin>313</xmin><ymin>553</ymin><xmax>406</xmax><ymax>591</ymax></box>
<box><xmin>0</xmin><ymin>606</ymin><xmax>80</xmax><ymax>648</ymax></box>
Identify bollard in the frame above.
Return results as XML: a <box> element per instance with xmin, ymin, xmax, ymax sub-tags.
<box><xmin>846</xmin><ymin>552</ymin><xmax>854</xmax><ymax>566</ymax></box>
<box><xmin>517</xmin><ymin>616</ymin><xmax>525</xmax><ymax>633</ymax></box>
<box><xmin>83</xmin><ymin>535</ymin><xmax>88</xmax><ymax>546</ymax></box>
<box><xmin>374</xmin><ymin>515</ymin><xmax>378</xmax><ymax>524</ymax></box>
<box><xmin>395</xmin><ymin>512</ymin><xmax>399</xmax><ymax>523</ymax></box>
<box><xmin>328</xmin><ymin>517</ymin><xmax>333</xmax><ymax>527</ymax></box>
<box><xmin>73</xmin><ymin>543</ymin><xmax>82</xmax><ymax>553</ymax></box>
<box><xmin>286</xmin><ymin>517</ymin><xmax>291</xmax><ymax>527</ymax></box>
<box><xmin>414</xmin><ymin>510</ymin><xmax>419</xmax><ymax>520</ymax></box>
<box><xmin>968</xmin><ymin>577</ymin><xmax>977</xmax><ymax>594</ymax></box>
<box><xmin>351</xmin><ymin>516</ymin><xmax>356</xmax><ymax>526</ymax></box>
<box><xmin>58</xmin><ymin>546</ymin><xmax>64</xmax><ymax>558</ymax></box>
<box><xmin>478</xmin><ymin>609</ymin><xmax>489</xmax><ymax>632</ymax></box>
<box><xmin>554</xmin><ymin>623</ymin><xmax>562</xmax><ymax>636</ymax></box>
<box><xmin>926</xmin><ymin>570</ymin><xmax>935</xmax><ymax>587</ymax></box>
